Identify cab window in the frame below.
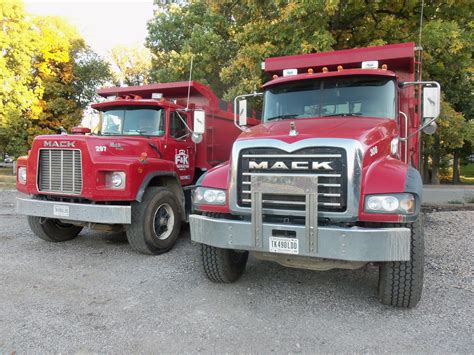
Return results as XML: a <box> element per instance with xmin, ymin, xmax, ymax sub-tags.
<box><xmin>169</xmin><ymin>111</ymin><xmax>188</xmax><ymax>139</ymax></box>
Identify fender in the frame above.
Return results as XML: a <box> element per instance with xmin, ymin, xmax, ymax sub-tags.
<box><xmin>196</xmin><ymin>162</ymin><xmax>230</xmax><ymax>189</ymax></box>
<box><xmin>135</xmin><ymin>171</ymin><xmax>181</xmax><ymax>202</ymax></box>
<box><xmin>193</xmin><ymin>162</ymin><xmax>231</xmax><ymax>214</ymax></box>
<box><xmin>359</xmin><ymin>157</ymin><xmax>422</xmax><ymax>222</ymax></box>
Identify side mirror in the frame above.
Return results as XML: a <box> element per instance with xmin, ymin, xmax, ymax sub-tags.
<box><xmin>192</xmin><ymin>110</ymin><xmax>205</xmax><ymax>143</ymax></box>
<box><xmin>422</xmin><ymin>119</ymin><xmax>437</xmax><ymax>135</ymax></box>
<box><xmin>238</xmin><ymin>99</ymin><xmax>247</xmax><ymax>126</ymax></box>
<box><xmin>422</xmin><ymin>85</ymin><xmax>440</xmax><ymax>120</ymax></box>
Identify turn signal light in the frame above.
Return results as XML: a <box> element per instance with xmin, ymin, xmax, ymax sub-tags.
<box><xmin>337</xmin><ymin>65</ymin><xmax>343</xmax><ymax>71</ymax></box>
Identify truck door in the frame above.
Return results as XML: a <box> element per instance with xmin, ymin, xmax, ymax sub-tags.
<box><xmin>166</xmin><ymin>110</ymin><xmax>195</xmax><ymax>185</ymax></box>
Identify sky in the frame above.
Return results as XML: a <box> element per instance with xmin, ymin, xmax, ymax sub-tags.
<box><xmin>24</xmin><ymin>0</ymin><xmax>155</xmax><ymax>58</ymax></box>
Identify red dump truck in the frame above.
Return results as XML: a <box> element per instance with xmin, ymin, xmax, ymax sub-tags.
<box><xmin>189</xmin><ymin>43</ymin><xmax>441</xmax><ymax>307</ymax></box>
<box><xmin>16</xmin><ymin>81</ymin><xmax>256</xmax><ymax>255</ymax></box>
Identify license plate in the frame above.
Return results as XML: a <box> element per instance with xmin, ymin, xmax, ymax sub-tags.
<box><xmin>269</xmin><ymin>237</ymin><xmax>299</xmax><ymax>255</ymax></box>
<box><xmin>53</xmin><ymin>205</ymin><xmax>69</xmax><ymax>217</ymax></box>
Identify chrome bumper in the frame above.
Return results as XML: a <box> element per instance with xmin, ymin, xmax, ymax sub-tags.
<box><xmin>190</xmin><ymin>214</ymin><xmax>411</xmax><ymax>262</ymax></box>
<box><xmin>16</xmin><ymin>197</ymin><xmax>131</xmax><ymax>224</ymax></box>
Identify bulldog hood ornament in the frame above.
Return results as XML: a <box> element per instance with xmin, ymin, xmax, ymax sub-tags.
<box><xmin>289</xmin><ymin>121</ymin><xmax>298</xmax><ymax>136</ymax></box>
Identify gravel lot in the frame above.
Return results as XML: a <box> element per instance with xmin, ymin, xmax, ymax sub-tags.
<box><xmin>1</xmin><ymin>190</ymin><xmax>472</xmax><ymax>353</ymax></box>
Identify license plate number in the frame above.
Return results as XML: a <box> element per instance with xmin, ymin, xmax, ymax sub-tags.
<box><xmin>269</xmin><ymin>237</ymin><xmax>299</xmax><ymax>255</ymax></box>
<box><xmin>53</xmin><ymin>205</ymin><xmax>69</xmax><ymax>217</ymax></box>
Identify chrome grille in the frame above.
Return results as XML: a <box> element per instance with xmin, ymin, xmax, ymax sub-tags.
<box><xmin>38</xmin><ymin>149</ymin><xmax>82</xmax><ymax>194</ymax></box>
<box><xmin>237</xmin><ymin>147</ymin><xmax>347</xmax><ymax>212</ymax></box>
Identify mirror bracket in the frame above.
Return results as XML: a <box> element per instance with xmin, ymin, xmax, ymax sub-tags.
<box><xmin>233</xmin><ymin>92</ymin><xmax>263</xmax><ymax>131</ymax></box>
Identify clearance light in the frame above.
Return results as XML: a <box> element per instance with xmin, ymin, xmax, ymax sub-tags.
<box><xmin>382</xmin><ymin>64</ymin><xmax>388</xmax><ymax>70</ymax></box>
<box><xmin>365</xmin><ymin>193</ymin><xmax>416</xmax><ymax>214</ymax></box>
<box><xmin>283</xmin><ymin>69</ymin><xmax>298</xmax><ymax>77</ymax></box>
<box><xmin>337</xmin><ymin>65</ymin><xmax>343</xmax><ymax>71</ymax></box>
<box><xmin>307</xmin><ymin>68</ymin><xmax>314</xmax><ymax>74</ymax></box>
<box><xmin>272</xmin><ymin>75</ymin><xmax>278</xmax><ymax>80</ymax></box>
<box><xmin>322</xmin><ymin>67</ymin><xmax>328</xmax><ymax>73</ymax></box>
<box><xmin>362</xmin><ymin>61</ymin><xmax>379</xmax><ymax>69</ymax></box>
<box><xmin>193</xmin><ymin>187</ymin><xmax>226</xmax><ymax>206</ymax></box>
<box><xmin>139</xmin><ymin>152</ymin><xmax>148</xmax><ymax>163</ymax></box>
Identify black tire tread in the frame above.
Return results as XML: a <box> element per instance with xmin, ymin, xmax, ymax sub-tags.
<box><xmin>27</xmin><ymin>215</ymin><xmax>82</xmax><ymax>242</ymax></box>
<box><xmin>126</xmin><ymin>186</ymin><xmax>181</xmax><ymax>255</ymax></box>
<box><xmin>379</xmin><ymin>219</ymin><xmax>424</xmax><ymax>308</ymax></box>
<box><xmin>201</xmin><ymin>244</ymin><xmax>248</xmax><ymax>283</ymax></box>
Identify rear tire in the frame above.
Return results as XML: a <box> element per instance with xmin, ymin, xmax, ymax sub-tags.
<box><xmin>127</xmin><ymin>187</ymin><xmax>182</xmax><ymax>255</ymax></box>
<box><xmin>378</xmin><ymin>219</ymin><xmax>424</xmax><ymax>308</ymax></box>
<box><xmin>27</xmin><ymin>216</ymin><xmax>83</xmax><ymax>242</ymax></box>
<box><xmin>201</xmin><ymin>244</ymin><xmax>249</xmax><ymax>283</ymax></box>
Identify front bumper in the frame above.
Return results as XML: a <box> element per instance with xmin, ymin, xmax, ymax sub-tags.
<box><xmin>190</xmin><ymin>214</ymin><xmax>411</xmax><ymax>262</ymax></box>
<box><xmin>16</xmin><ymin>197</ymin><xmax>131</xmax><ymax>224</ymax></box>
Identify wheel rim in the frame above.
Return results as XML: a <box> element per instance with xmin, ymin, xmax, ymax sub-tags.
<box><xmin>152</xmin><ymin>203</ymin><xmax>175</xmax><ymax>240</ymax></box>
<box><xmin>230</xmin><ymin>251</ymin><xmax>245</xmax><ymax>264</ymax></box>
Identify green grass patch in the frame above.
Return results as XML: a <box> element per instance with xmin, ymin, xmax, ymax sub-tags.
<box><xmin>461</xmin><ymin>163</ymin><xmax>474</xmax><ymax>177</ymax></box>
<box><xmin>0</xmin><ymin>167</ymin><xmax>14</xmax><ymax>176</ymax></box>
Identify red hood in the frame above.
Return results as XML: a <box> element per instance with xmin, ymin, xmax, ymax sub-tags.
<box><xmin>238</xmin><ymin>117</ymin><xmax>398</xmax><ymax>149</ymax></box>
<box><xmin>31</xmin><ymin>134</ymin><xmax>164</xmax><ymax>161</ymax></box>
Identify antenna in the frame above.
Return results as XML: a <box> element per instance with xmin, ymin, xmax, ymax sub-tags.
<box><xmin>418</xmin><ymin>0</ymin><xmax>425</xmax><ymax>49</ymax></box>
<box><xmin>185</xmin><ymin>55</ymin><xmax>194</xmax><ymax>111</ymax></box>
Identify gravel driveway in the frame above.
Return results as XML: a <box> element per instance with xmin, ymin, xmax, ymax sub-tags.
<box><xmin>1</xmin><ymin>190</ymin><xmax>472</xmax><ymax>352</ymax></box>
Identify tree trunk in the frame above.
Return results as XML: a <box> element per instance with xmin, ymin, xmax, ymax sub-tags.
<box><xmin>431</xmin><ymin>136</ymin><xmax>440</xmax><ymax>185</ymax></box>
<box><xmin>452</xmin><ymin>151</ymin><xmax>460</xmax><ymax>184</ymax></box>
<box><xmin>423</xmin><ymin>153</ymin><xmax>430</xmax><ymax>184</ymax></box>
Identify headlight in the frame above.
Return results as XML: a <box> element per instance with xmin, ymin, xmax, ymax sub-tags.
<box><xmin>18</xmin><ymin>167</ymin><xmax>27</xmax><ymax>185</ymax></box>
<box><xmin>365</xmin><ymin>193</ymin><xmax>415</xmax><ymax>214</ymax></box>
<box><xmin>106</xmin><ymin>171</ymin><xmax>126</xmax><ymax>189</ymax></box>
<box><xmin>193</xmin><ymin>187</ymin><xmax>226</xmax><ymax>205</ymax></box>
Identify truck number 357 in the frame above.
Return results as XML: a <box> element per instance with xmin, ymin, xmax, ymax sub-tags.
<box><xmin>95</xmin><ymin>146</ymin><xmax>107</xmax><ymax>152</ymax></box>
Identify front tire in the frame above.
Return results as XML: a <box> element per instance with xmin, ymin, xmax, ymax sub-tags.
<box><xmin>127</xmin><ymin>187</ymin><xmax>182</xmax><ymax>255</ymax></box>
<box><xmin>27</xmin><ymin>216</ymin><xmax>83</xmax><ymax>242</ymax></box>
<box><xmin>201</xmin><ymin>244</ymin><xmax>249</xmax><ymax>283</ymax></box>
<box><xmin>378</xmin><ymin>219</ymin><xmax>424</xmax><ymax>308</ymax></box>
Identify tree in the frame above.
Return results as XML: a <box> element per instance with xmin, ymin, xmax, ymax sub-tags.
<box><xmin>109</xmin><ymin>44</ymin><xmax>152</xmax><ymax>86</ymax></box>
<box><xmin>0</xmin><ymin>2</ymin><xmax>112</xmax><ymax>157</ymax></box>
<box><xmin>0</xmin><ymin>0</ymin><xmax>42</xmax><ymax>156</ymax></box>
<box><xmin>72</xmin><ymin>47</ymin><xmax>113</xmax><ymax>109</ymax></box>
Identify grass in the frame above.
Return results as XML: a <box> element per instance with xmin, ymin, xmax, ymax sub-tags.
<box><xmin>0</xmin><ymin>167</ymin><xmax>16</xmax><ymax>189</ymax></box>
<box><xmin>460</xmin><ymin>163</ymin><xmax>474</xmax><ymax>177</ymax></box>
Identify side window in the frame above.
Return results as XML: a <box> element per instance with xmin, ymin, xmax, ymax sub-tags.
<box><xmin>170</xmin><ymin>111</ymin><xmax>188</xmax><ymax>139</ymax></box>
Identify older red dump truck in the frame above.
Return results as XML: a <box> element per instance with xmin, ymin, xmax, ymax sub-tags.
<box><xmin>190</xmin><ymin>43</ymin><xmax>441</xmax><ymax>307</ymax></box>
<box><xmin>16</xmin><ymin>81</ymin><xmax>255</xmax><ymax>255</ymax></box>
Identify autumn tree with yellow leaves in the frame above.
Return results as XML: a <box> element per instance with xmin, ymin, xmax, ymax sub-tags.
<box><xmin>0</xmin><ymin>0</ymin><xmax>112</xmax><ymax>157</ymax></box>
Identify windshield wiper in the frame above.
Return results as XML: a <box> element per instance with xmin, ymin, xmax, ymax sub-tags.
<box><xmin>266</xmin><ymin>114</ymin><xmax>299</xmax><ymax>121</ymax></box>
<box><xmin>321</xmin><ymin>113</ymin><xmax>362</xmax><ymax>117</ymax></box>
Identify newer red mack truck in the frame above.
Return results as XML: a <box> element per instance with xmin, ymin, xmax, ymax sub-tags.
<box><xmin>16</xmin><ymin>81</ymin><xmax>255</xmax><ymax>255</ymax></box>
<box><xmin>189</xmin><ymin>43</ymin><xmax>441</xmax><ymax>307</ymax></box>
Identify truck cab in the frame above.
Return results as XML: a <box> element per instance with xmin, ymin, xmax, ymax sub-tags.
<box><xmin>16</xmin><ymin>81</ymin><xmax>255</xmax><ymax>255</ymax></box>
<box><xmin>189</xmin><ymin>43</ymin><xmax>440</xmax><ymax>308</ymax></box>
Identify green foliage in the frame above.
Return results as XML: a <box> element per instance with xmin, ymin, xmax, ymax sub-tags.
<box><xmin>109</xmin><ymin>44</ymin><xmax>152</xmax><ymax>86</ymax></box>
<box><xmin>146</xmin><ymin>0</ymin><xmax>472</xmax><ymax>183</ymax></box>
<box><xmin>0</xmin><ymin>1</ymin><xmax>112</xmax><ymax>156</ymax></box>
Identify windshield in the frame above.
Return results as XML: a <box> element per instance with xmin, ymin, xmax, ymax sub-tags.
<box><xmin>263</xmin><ymin>76</ymin><xmax>396</xmax><ymax>121</ymax></box>
<box><xmin>101</xmin><ymin>107</ymin><xmax>165</xmax><ymax>136</ymax></box>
